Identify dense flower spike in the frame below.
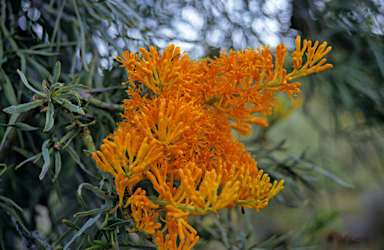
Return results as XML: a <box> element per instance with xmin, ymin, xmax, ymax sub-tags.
<box><xmin>94</xmin><ymin>36</ymin><xmax>333</xmax><ymax>250</ymax></box>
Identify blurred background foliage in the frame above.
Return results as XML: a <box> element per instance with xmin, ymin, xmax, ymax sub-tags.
<box><xmin>1</xmin><ymin>0</ymin><xmax>384</xmax><ymax>249</ymax></box>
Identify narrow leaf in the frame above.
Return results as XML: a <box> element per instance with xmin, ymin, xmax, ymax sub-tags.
<box><xmin>56</xmin><ymin>84</ymin><xmax>90</xmax><ymax>93</ymax></box>
<box><xmin>74</xmin><ymin>207</ymin><xmax>114</xmax><ymax>218</ymax></box>
<box><xmin>78</xmin><ymin>183</ymin><xmax>117</xmax><ymax>201</ymax></box>
<box><xmin>0</xmin><ymin>114</ymin><xmax>20</xmax><ymax>150</ymax></box>
<box><xmin>44</xmin><ymin>86</ymin><xmax>51</xmax><ymax>102</ymax></box>
<box><xmin>50</xmin><ymin>82</ymin><xmax>63</xmax><ymax>91</ymax></box>
<box><xmin>52</xmin><ymin>61</ymin><xmax>61</xmax><ymax>84</ymax></box>
<box><xmin>0</xmin><ymin>123</ymin><xmax>38</xmax><ymax>131</ymax></box>
<box><xmin>14</xmin><ymin>122</ymin><xmax>39</xmax><ymax>131</ymax></box>
<box><xmin>53</xmin><ymin>179</ymin><xmax>63</xmax><ymax>204</ymax></box>
<box><xmin>108</xmin><ymin>220</ymin><xmax>132</xmax><ymax>228</ymax></box>
<box><xmin>250</xmin><ymin>231</ymin><xmax>293</xmax><ymax>249</ymax></box>
<box><xmin>54</xmin><ymin>151</ymin><xmax>61</xmax><ymax>180</ymax></box>
<box><xmin>65</xmin><ymin>146</ymin><xmax>98</xmax><ymax>179</ymax></box>
<box><xmin>17</xmin><ymin>70</ymin><xmax>45</xmax><ymax>97</ymax></box>
<box><xmin>39</xmin><ymin>139</ymin><xmax>51</xmax><ymax>180</ymax></box>
<box><xmin>70</xmin><ymin>75</ymin><xmax>80</xmax><ymax>85</ymax></box>
<box><xmin>313</xmin><ymin>166</ymin><xmax>355</xmax><ymax>188</ymax></box>
<box><xmin>0</xmin><ymin>68</ymin><xmax>17</xmax><ymax>106</ymax></box>
<box><xmin>53</xmin><ymin>97</ymin><xmax>85</xmax><ymax>115</ymax></box>
<box><xmin>119</xmin><ymin>224</ymin><xmax>129</xmax><ymax>244</ymax></box>
<box><xmin>55</xmin><ymin>217</ymin><xmax>86</xmax><ymax>247</ymax></box>
<box><xmin>0</xmin><ymin>163</ymin><xmax>14</xmax><ymax>177</ymax></box>
<box><xmin>76</xmin><ymin>192</ymin><xmax>88</xmax><ymax>211</ymax></box>
<box><xmin>43</xmin><ymin>102</ymin><xmax>55</xmax><ymax>132</ymax></box>
<box><xmin>63</xmin><ymin>213</ymin><xmax>101</xmax><ymax>250</ymax></box>
<box><xmin>55</xmin><ymin>93</ymin><xmax>82</xmax><ymax>106</ymax></box>
<box><xmin>0</xmin><ymin>195</ymin><xmax>23</xmax><ymax>212</ymax></box>
<box><xmin>17</xmin><ymin>49</ymin><xmax>60</xmax><ymax>56</ymax></box>
<box><xmin>3</xmin><ymin>99</ymin><xmax>44</xmax><ymax>114</ymax></box>
<box><xmin>0</xmin><ymin>203</ymin><xmax>27</xmax><ymax>231</ymax></box>
<box><xmin>15</xmin><ymin>152</ymin><xmax>41</xmax><ymax>170</ymax></box>
<box><xmin>62</xmin><ymin>219</ymin><xmax>81</xmax><ymax>231</ymax></box>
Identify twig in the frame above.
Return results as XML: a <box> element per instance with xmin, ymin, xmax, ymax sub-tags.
<box><xmin>6</xmin><ymin>204</ymin><xmax>54</xmax><ymax>250</ymax></box>
<box><xmin>89</xmin><ymin>85</ymin><xmax>127</xmax><ymax>93</ymax></box>
<box><xmin>76</xmin><ymin>91</ymin><xmax>124</xmax><ymax>112</ymax></box>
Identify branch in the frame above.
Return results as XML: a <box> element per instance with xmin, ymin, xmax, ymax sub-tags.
<box><xmin>76</xmin><ymin>91</ymin><xmax>124</xmax><ymax>112</ymax></box>
<box><xmin>89</xmin><ymin>85</ymin><xmax>127</xmax><ymax>93</ymax></box>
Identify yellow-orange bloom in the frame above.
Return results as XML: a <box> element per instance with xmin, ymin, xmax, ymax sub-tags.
<box><xmin>92</xmin><ymin>127</ymin><xmax>164</xmax><ymax>204</ymax></box>
<box><xmin>92</xmin><ymin>36</ymin><xmax>333</xmax><ymax>249</ymax></box>
<box><xmin>116</xmin><ymin>44</ymin><xmax>199</xmax><ymax>96</ymax></box>
<box><xmin>125</xmin><ymin>188</ymin><xmax>161</xmax><ymax>234</ymax></box>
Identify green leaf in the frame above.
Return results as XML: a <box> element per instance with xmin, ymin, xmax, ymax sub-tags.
<box><xmin>62</xmin><ymin>219</ymin><xmax>81</xmax><ymax>231</ymax></box>
<box><xmin>86</xmin><ymin>245</ymin><xmax>109</xmax><ymax>250</ymax></box>
<box><xmin>0</xmin><ymin>163</ymin><xmax>14</xmax><ymax>177</ymax></box>
<box><xmin>77</xmin><ymin>183</ymin><xmax>117</xmax><ymax>202</ymax></box>
<box><xmin>65</xmin><ymin>123</ymin><xmax>76</xmax><ymax>130</ymax></box>
<box><xmin>119</xmin><ymin>223</ymin><xmax>129</xmax><ymax>244</ymax></box>
<box><xmin>52</xmin><ymin>61</ymin><xmax>61</xmax><ymax>84</ymax></box>
<box><xmin>3</xmin><ymin>99</ymin><xmax>44</xmax><ymax>114</ymax></box>
<box><xmin>50</xmin><ymin>82</ymin><xmax>63</xmax><ymax>91</ymax></box>
<box><xmin>44</xmin><ymin>86</ymin><xmax>51</xmax><ymax>102</ymax></box>
<box><xmin>0</xmin><ymin>195</ymin><xmax>23</xmax><ymax>212</ymax></box>
<box><xmin>56</xmin><ymin>84</ymin><xmax>91</xmax><ymax>93</ymax></box>
<box><xmin>72</xmin><ymin>0</ymin><xmax>89</xmax><ymax>72</ymax></box>
<box><xmin>312</xmin><ymin>165</ymin><xmax>355</xmax><ymax>188</ymax></box>
<box><xmin>55</xmin><ymin>92</ymin><xmax>82</xmax><ymax>106</ymax></box>
<box><xmin>0</xmin><ymin>68</ymin><xmax>17</xmax><ymax>106</ymax></box>
<box><xmin>43</xmin><ymin>102</ymin><xmax>55</xmax><ymax>132</ymax></box>
<box><xmin>0</xmin><ymin>122</ymin><xmax>39</xmax><ymax>131</ymax></box>
<box><xmin>62</xmin><ymin>130</ymin><xmax>79</xmax><ymax>149</ymax></box>
<box><xmin>0</xmin><ymin>31</ymin><xmax>3</xmax><ymax>61</ymax></box>
<box><xmin>63</xmin><ymin>213</ymin><xmax>101</xmax><ymax>250</ymax></box>
<box><xmin>249</xmin><ymin>231</ymin><xmax>293</xmax><ymax>249</ymax></box>
<box><xmin>15</xmin><ymin>123</ymin><xmax>39</xmax><ymax>131</ymax></box>
<box><xmin>99</xmin><ymin>212</ymin><xmax>110</xmax><ymax>230</ymax></box>
<box><xmin>53</xmin><ymin>97</ymin><xmax>85</xmax><ymax>115</ymax></box>
<box><xmin>65</xmin><ymin>145</ymin><xmax>98</xmax><ymax>179</ymax></box>
<box><xmin>0</xmin><ymin>203</ymin><xmax>28</xmax><ymax>231</ymax></box>
<box><xmin>55</xmin><ymin>217</ymin><xmax>86</xmax><ymax>247</ymax></box>
<box><xmin>54</xmin><ymin>151</ymin><xmax>61</xmax><ymax>180</ymax></box>
<box><xmin>15</xmin><ymin>152</ymin><xmax>42</xmax><ymax>170</ymax></box>
<box><xmin>70</xmin><ymin>75</ymin><xmax>80</xmax><ymax>85</ymax></box>
<box><xmin>17</xmin><ymin>49</ymin><xmax>60</xmax><ymax>56</ymax></box>
<box><xmin>108</xmin><ymin>220</ymin><xmax>132</xmax><ymax>228</ymax></box>
<box><xmin>79</xmin><ymin>120</ymin><xmax>96</xmax><ymax>128</ymax></box>
<box><xmin>0</xmin><ymin>114</ymin><xmax>20</xmax><ymax>150</ymax></box>
<box><xmin>74</xmin><ymin>207</ymin><xmax>114</xmax><ymax>218</ymax></box>
<box><xmin>76</xmin><ymin>191</ymin><xmax>88</xmax><ymax>211</ymax></box>
<box><xmin>17</xmin><ymin>70</ymin><xmax>46</xmax><ymax>97</ymax></box>
<box><xmin>62</xmin><ymin>99</ymin><xmax>85</xmax><ymax>115</ymax></box>
<box><xmin>94</xmin><ymin>240</ymin><xmax>110</xmax><ymax>247</ymax></box>
<box><xmin>39</xmin><ymin>139</ymin><xmax>51</xmax><ymax>180</ymax></box>
<box><xmin>53</xmin><ymin>179</ymin><xmax>63</xmax><ymax>204</ymax></box>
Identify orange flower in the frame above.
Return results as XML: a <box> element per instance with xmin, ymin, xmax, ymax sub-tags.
<box><xmin>92</xmin><ymin>127</ymin><xmax>164</xmax><ymax>205</ymax></box>
<box><xmin>133</xmin><ymin>98</ymin><xmax>203</xmax><ymax>155</ymax></box>
<box><xmin>125</xmin><ymin>188</ymin><xmax>161</xmax><ymax>234</ymax></box>
<box><xmin>93</xmin><ymin>36</ymin><xmax>333</xmax><ymax>249</ymax></box>
<box><xmin>116</xmin><ymin>44</ymin><xmax>199</xmax><ymax>96</ymax></box>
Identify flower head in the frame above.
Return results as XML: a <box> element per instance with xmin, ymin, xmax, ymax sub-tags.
<box><xmin>94</xmin><ymin>36</ymin><xmax>332</xmax><ymax>249</ymax></box>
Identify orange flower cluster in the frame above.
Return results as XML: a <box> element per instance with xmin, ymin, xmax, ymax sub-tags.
<box><xmin>92</xmin><ymin>36</ymin><xmax>332</xmax><ymax>249</ymax></box>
